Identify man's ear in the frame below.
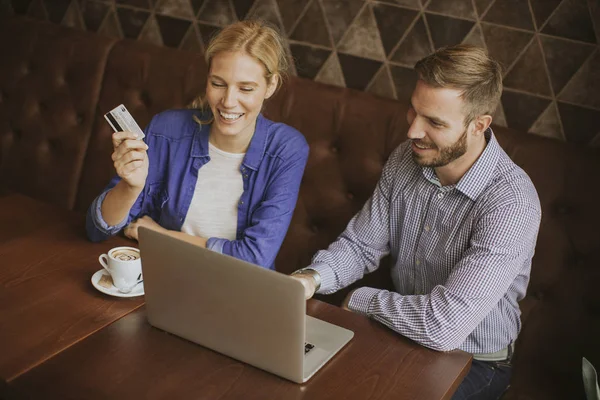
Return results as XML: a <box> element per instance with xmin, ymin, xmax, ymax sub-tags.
<box><xmin>473</xmin><ymin>114</ymin><xmax>492</xmax><ymax>136</ymax></box>
<box><xmin>265</xmin><ymin>75</ymin><xmax>279</xmax><ymax>99</ymax></box>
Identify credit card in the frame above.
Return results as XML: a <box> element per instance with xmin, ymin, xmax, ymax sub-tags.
<box><xmin>103</xmin><ymin>104</ymin><xmax>145</xmax><ymax>140</ymax></box>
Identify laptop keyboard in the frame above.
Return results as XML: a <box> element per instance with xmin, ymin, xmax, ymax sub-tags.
<box><xmin>304</xmin><ymin>342</ymin><xmax>315</xmax><ymax>354</ymax></box>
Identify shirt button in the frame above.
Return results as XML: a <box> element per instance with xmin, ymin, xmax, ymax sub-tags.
<box><xmin>416</xmin><ymin>260</ymin><xmax>421</xmax><ymax>266</ymax></box>
<box><xmin>424</xmin><ymin>225</ymin><xmax>430</xmax><ymax>232</ymax></box>
<box><xmin>437</xmin><ymin>193</ymin><xmax>444</xmax><ymax>199</ymax></box>
<box><xmin>239</xmin><ymin>200</ymin><xmax>244</xmax><ymax>206</ymax></box>
<box><xmin>243</xmin><ymin>174</ymin><xmax>248</xmax><ymax>179</ymax></box>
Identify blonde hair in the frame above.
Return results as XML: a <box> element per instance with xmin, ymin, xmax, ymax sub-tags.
<box><xmin>414</xmin><ymin>44</ymin><xmax>502</xmax><ymax>126</ymax></box>
<box><xmin>189</xmin><ymin>20</ymin><xmax>289</xmax><ymax>124</ymax></box>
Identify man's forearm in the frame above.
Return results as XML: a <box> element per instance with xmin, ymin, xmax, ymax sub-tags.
<box><xmin>101</xmin><ymin>181</ymin><xmax>142</xmax><ymax>226</ymax></box>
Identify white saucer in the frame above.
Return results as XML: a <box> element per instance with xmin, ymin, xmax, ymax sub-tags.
<box><xmin>91</xmin><ymin>269</ymin><xmax>144</xmax><ymax>298</ymax></box>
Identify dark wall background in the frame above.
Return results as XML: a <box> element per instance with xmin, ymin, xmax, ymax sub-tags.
<box><xmin>2</xmin><ymin>0</ymin><xmax>599</xmax><ymax>147</ymax></box>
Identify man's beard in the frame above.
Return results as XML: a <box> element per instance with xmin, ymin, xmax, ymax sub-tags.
<box><xmin>411</xmin><ymin>128</ymin><xmax>468</xmax><ymax>168</ymax></box>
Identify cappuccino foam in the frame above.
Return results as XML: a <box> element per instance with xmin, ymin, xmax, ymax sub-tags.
<box><xmin>110</xmin><ymin>249</ymin><xmax>140</xmax><ymax>261</ymax></box>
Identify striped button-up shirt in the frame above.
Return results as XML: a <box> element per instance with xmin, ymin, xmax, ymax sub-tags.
<box><xmin>310</xmin><ymin>130</ymin><xmax>541</xmax><ymax>354</ymax></box>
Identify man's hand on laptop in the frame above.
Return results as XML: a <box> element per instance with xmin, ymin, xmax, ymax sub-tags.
<box><xmin>290</xmin><ymin>271</ymin><xmax>318</xmax><ymax>300</ymax></box>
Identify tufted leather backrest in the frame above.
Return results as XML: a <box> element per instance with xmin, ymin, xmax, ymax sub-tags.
<box><xmin>493</xmin><ymin>126</ymin><xmax>600</xmax><ymax>399</ymax></box>
<box><xmin>265</xmin><ymin>78</ymin><xmax>406</xmax><ymax>303</ymax></box>
<box><xmin>266</xmin><ymin>78</ymin><xmax>407</xmax><ymax>271</ymax></box>
<box><xmin>73</xmin><ymin>39</ymin><xmax>207</xmax><ymax>213</ymax></box>
<box><xmin>0</xmin><ymin>17</ymin><xmax>117</xmax><ymax>209</ymax></box>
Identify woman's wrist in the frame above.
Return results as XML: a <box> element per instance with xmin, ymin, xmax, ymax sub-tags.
<box><xmin>118</xmin><ymin>180</ymin><xmax>144</xmax><ymax>197</ymax></box>
<box><xmin>167</xmin><ymin>230</ymin><xmax>207</xmax><ymax>248</ymax></box>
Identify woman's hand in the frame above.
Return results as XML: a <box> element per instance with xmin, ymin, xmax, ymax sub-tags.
<box><xmin>112</xmin><ymin>131</ymin><xmax>149</xmax><ymax>191</ymax></box>
<box><xmin>124</xmin><ymin>216</ymin><xmax>165</xmax><ymax>241</ymax></box>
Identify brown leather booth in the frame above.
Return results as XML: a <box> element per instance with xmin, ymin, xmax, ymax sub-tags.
<box><xmin>1</xmin><ymin>16</ymin><xmax>599</xmax><ymax>400</ymax></box>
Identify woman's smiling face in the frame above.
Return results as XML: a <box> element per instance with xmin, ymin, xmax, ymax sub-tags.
<box><xmin>206</xmin><ymin>51</ymin><xmax>277</xmax><ymax>144</ymax></box>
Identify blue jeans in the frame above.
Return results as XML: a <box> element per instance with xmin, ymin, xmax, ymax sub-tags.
<box><xmin>451</xmin><ymin>359</ymin><xmax>512</xmax><ymax>400</ymax></box>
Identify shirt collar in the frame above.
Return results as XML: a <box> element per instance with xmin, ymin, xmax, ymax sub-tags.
<box><xmin>242</xmin><ymin>113</ymin><xmax>267</xmax><ymax>171</ymax></box>
<box><xmin>190</xmin><ymin>110</ymin><xmax>210</xmax><ymax>158</ymax></box>
<box><xmin>191</xmin><ymin>112</ymin><xmax>267</xmax><ymax>171</ymax></box>
<box><xmin>421</xmin><ymin>128</ymin><xmax>500</xmax><ymax>201</ymax></box>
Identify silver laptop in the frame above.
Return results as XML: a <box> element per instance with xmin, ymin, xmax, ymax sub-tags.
<box><xmin>138</xmin><ymin>227</ymin><xmax>354</xmax><ymax>383</ymax></box>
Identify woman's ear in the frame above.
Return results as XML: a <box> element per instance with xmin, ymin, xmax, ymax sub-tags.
<box><xmin>265</xmin><ymin>75</ymin><xmax>279</xmax><ymax>99</ymax></box>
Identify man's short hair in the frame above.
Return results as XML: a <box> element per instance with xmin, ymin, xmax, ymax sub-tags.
<box><xmin>414</xmin><ymin>45</ymin><xmax>503</xmax><ymax>126</ymax></box>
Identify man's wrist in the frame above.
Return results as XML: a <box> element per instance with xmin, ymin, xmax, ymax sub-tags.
<box><xmin>292</xmin><ymin>268</ymin><xmax>321</xmax><ymax>292</ymax></box>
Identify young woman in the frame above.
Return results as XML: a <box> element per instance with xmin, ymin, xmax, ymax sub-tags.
<box><xmin>86</xmin><ymin>21</ymin><xmax>309</xmax><ymax>270</ymax></box>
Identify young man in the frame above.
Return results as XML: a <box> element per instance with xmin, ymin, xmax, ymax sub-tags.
<box><xmin>291</xmin><ymin>45</ymin><xmax>541</xmax><ymax>400</ymax></box>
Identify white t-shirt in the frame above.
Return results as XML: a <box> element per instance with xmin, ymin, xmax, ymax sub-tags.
<box><xmin>180</xmin><ymin>143</ymin><xmax>245</xmax><ymax>240</ymax></box>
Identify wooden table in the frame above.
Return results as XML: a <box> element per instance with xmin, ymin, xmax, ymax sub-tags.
<box><xmin>1</xmin><ymin>193</ymin><xmax>472</xmax><ymax>400</ymax></box>
<box><xmin>0</xmin><ymin>194</ymin><xmax>77</xmax><ymax>243</ymax></box>
<box><xmin>0</xmin><ymin>194</ymin><xmax>143</xmax><ymax>384</ymax></box>
<box><xmin>6</xmin><ymin>304</ymin><xmax>471</xmax><ymax>400</ymax></box>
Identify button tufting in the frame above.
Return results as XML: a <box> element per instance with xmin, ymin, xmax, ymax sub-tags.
<box><xmin>311</xmin><ymin>224</ymin><xmax>319</xmax><ymax>234</ymax></box>
<box><xmin>48</xmin><ymin>138</ymin><xmax>60</xmax><ymax>150</ymax></box>
<box><xmin>65</xmin><ymin>70</ymin><xmax>75</xmax><ymax>85</ymax></box>
<box><xmin>585</xmin><ymin>301</ymin><xmax>600</xmax><ymax>315</ymax></box>
<box><xmin>534</xmin><ymin>291</ymin><xmax>544</xmax><ymax>301</ymax></box>
<box><xmin>38</xmin><ymin>140</ymin><xmax>51</xmax><ymax>154</ymax></box>
<box><xmin>346</xmin><ymin>192</ymin><xmax>354</xmax><ymax>200</ymax></box>
<box><xmin>140</xmin><ymin>91</ymin><xmax>152</xmax><ymax>107</ymax></box>
<box><xmin>331</xmin><ymin>146</ymin><xmax>339</xmax><ymax>153</ymax></box>
<box><xmin>4</xmin><ymin>132</ymin><xmax>13</xmax><ymax>144</ymax></box>
<box><xmin>567</xmin><ymin>252</ymin><xmax>581</xmax><ymax>268</ymax></box>
<box><xmin>556</xmin><ymin>204</ymin><xmax>571</xmax><ymax>215</ymax></box>
<box><xmin>76</xmin><ymin>113</ymin><xmax>84</xmax><ymax>124</ymax></box>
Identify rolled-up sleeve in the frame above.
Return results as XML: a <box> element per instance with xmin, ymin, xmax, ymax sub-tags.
<box><xmin>85</xmin><ymin>189</ymin><xmax>130</xmax><ymax>242</ymax></box>
<box><xmin>206</xmin><ymin>237</ymin><xmax>225</xmax><ymax>254</ymax></box>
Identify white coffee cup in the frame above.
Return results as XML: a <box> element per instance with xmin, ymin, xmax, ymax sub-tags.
<box><xmin>98</xmin><ymin>246</ymin><xmax>142</xmax><ymax>293</ymax></box>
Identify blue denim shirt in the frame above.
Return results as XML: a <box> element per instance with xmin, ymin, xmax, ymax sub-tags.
<box><xmin>86</xmin><ymin>109</ymin><xmax>309</xmax><ymax>270</ymax></box>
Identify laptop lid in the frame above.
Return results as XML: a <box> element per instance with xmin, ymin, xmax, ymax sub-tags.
<box><xmin>138</xmin><ymin>227</ymin><xmax>306</xmax><ymax>382</ymax></box>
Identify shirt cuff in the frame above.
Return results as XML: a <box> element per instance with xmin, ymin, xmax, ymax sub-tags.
<box><xmin>92</xmin><ymin>192</ymin><xmax>129</xmax><ymax>235</ymax></box>
<box><xmin>206</xmin><ymin>237</ymin><xmax>225</xmax><ymax>253</ymax></box>
<box><xmin>347</xmin><ymin>287</ymin><xmax>380</xmax><ymax>316</ymax></box>
<box><xmin>308</xmin><ymin>263</ymin><xmax>338</xmax><ymax>294</ymax></box>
